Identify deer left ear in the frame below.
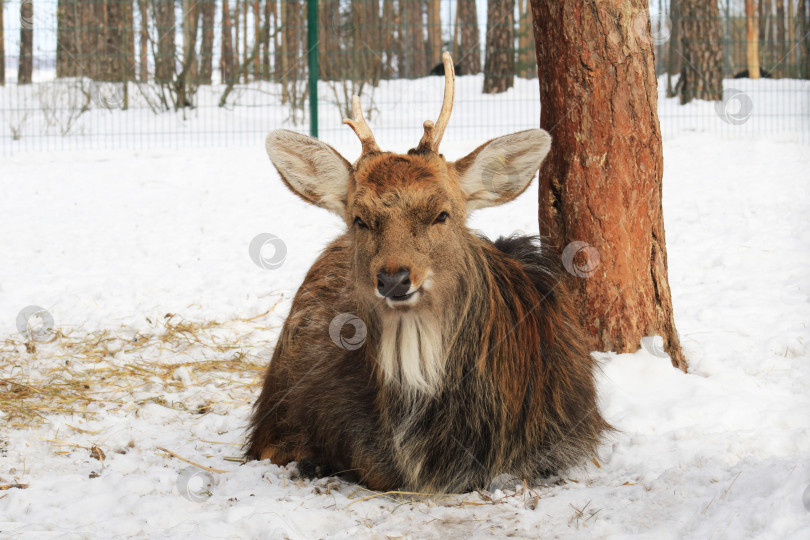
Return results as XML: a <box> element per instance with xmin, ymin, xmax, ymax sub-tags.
<box><xmin>453</xmin><ymin>129</ymin><xmax>552</xmax><ymax>213</ymax></box>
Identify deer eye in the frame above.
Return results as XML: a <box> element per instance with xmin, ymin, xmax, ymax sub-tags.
<box><xmin>354</xmin><ymin>216</ymin><xmax>369</xmax><ymax>229</ymax></box>
<box><xmin>433</xmin><ymin>211</ymin><xmax>450</xmax><ymax>224</ymax></box>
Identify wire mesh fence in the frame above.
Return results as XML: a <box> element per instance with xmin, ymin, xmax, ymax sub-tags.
<box><xmin>0</xmin><ymin>0</ymin><xmax>807</xmax><ymax>156</ymax></box>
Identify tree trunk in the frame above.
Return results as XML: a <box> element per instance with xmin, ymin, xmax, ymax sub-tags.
<box><xmin>0</xmin><ymin>0</ymin><xmax>4</xmax><ymax>85</ymax></box>
<box><xmin>789</xmin><ymin>0</ymin><xmax>796</xmax><ymax>77</ymax></box>
<box><xmin>404</xmin><ymin>0</ymin><xmax>426</xmax><ymax>76</ymax></box>
<box><xmin>427</xmin><ymin>0</ymin><xmax>441</xmax><ymax>67</ymax></box>
<box><xmin>102</xmin><ymin>0</ymin><xmax>135</xmax><ymax>82</ymax></box>
<box><xmin>222</xmin><ymin>0</ymin><xmax>236</xmax><ymax>83</ymax></box>
<box><xmin>457</xmin><ymin>0</ymin><xmax>481</xmax><ymax>74</ymax></box>
<box><xmin>746</xmin><ymin>0</ymin><xmax>761</xmax><ymax>78</ymax></box>
<box><xmin>775</xmin><ymin>0</ymin><xmax>785</xmax><ymax>77</ymax></box>
<box><xmin>679</xmin><ymin>0</ymin><xmax>724</xmax><ymax>103</ymax></box>
<box><xmin>666</xmin><ymin>0</ymin><xmax>681</xmax><ymax>96</ymax></box>
<box><xmin>155</xmin><ymin>0</ymin><xmax>176</xmax><ymax>83</ymax></box>
<box><xmin>483</xmin><ymin>0</ymin><xmax>515</xmax><ymax>93</ymax></box>
<box><xmin>530</xmin><ymin>0</ymin><xmax>687</xmax><ymax>371</ymax></box>
<box><xmin>262</xmin><ymin>0</ymin><xmax>276</xmax><ymax>81</ymax></box>
<box><xmin>57</xmin><ymin>0</ymin><xmax>79</xmax><ymax>77</ymax></box>
<box><xmin>138</xmin><ymin>0</ymin><xmax>149</xmax><ymax>81</ymax></box>
<box><xmin>199</xmin><ymin>0</ymin><xmax>215</xmax><ymax>84</ymax></box>
<box><xmin>801</xmin><ymin>0</ymin><xmax>810</xmax><ymax>78</ymax></box>
<box><xmin>516</xmin><ymin>0</ymin><xmax>535</xmax><ymax>77</ymax></box>
<box><xmin>18</xmin><ymin>0</ymin><xmax>34</xmax><ymax>84</ymax></box>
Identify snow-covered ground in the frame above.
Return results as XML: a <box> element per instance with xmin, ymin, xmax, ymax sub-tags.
<box><xmin>1</xmin><ymin>89</ymin><xmax>809</xmax><ymax>537</ymax></box>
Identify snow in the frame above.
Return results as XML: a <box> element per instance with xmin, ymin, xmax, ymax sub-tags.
<box><xmin>1</xmin><ymin>82</ymin><xmax>810</xmax><ymax>538</ymax></box>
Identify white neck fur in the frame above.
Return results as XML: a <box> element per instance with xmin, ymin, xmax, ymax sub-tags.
<box><xmin>377</xmin><ymin>312</ymin><xmax>445</xmax><ymax>395</ymax></box>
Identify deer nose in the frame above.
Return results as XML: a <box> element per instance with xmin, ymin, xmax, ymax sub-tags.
<box><xmin>376</xmin><ymin>269</ymin><xmax>411</xmax><ymax>298</ymax></box>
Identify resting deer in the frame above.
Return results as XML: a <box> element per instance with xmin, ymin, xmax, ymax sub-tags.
<box><xmin>245</xmin><ymin>53</ymin><xmax>609</xmax><ymax>493</ymax></box>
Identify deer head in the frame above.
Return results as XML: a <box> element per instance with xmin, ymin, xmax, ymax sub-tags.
<box><xmin>265</xmin><ymin>53</ymin><xmax>552</xmax><ymax>315</ymax></box>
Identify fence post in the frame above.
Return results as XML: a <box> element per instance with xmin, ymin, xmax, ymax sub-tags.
<box><xmin>307</xmin><ymin>0</ymin><xmax>319</xmax><ymax>138</ymax></box>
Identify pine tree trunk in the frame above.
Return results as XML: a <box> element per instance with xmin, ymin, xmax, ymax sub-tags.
<box><xmin>483</xmin><ymin>0</ymin><xmax>515</xmax><ymax>93</ymax></box>
<box><xmin>18</xmin><ymin>0</ymin><xmax>34</xmax><ymax>84</ymax></box>
<box><xmin>199</xmin><ymin>0</ymin><xmax>215</xmax><ymax>84</ymax></box>
<box><xmin>103</xmin><ymin>0</ymin><xmax>135</xmax><ymax>82</ymax></box>
<box><xmin>789</xmin><ymin>0</ymin><xmax>796</xmax><ymax>77</ymax></box>
<box><xmin>666</xmin><ymin>0</ymin><xmax>681</xmax><ymax>96</ymax></box>
<box><xmin>746</xmin><ymin>0</ymin><xmax>761</xmax><ymax>78</ymax></box>
<box><xmin>457</xmin><ymin>0</ymin><xmax>481</xmax><ymax>73</ymax></box>
<box><xmin>798</xmin><ymin>0</ymin><xmax>810</xmax><ymax>79</ymax></box>
<box><xmin>57</xmin><ymin>0</ymin><xmax>79</xmax><ymax>77</ymax></box>
<box><xmin>0</xmin><ymin>0</ymin><xmax>4</xmax><ymax>85</ymax></box>
<box><xmin>679</xmin><ymin>0</ymin><xmax>724</xmax><ymax>103</ymax></box>
<box><xmin>382</xmin><ymin>0</ymin><xmax>396</xmax><ymax>76</ymax></box>
<box><xmin>516</xmin><ymin>0</ymin><xmax>535</xmax><ymax>77</ymax></box>
<box><xmin>253</xmin><ymin>0</ymin><xmax>261</xmax><ymax>78</ymax></box>
<box><xmin>155</xmin><ymin>0</ymin><xmax>176</xmax><ymax>83</ymax></box>
<box><xmin>775</xmin><ymin>0</ymin><xmax>785</xmax><ymax>77</ymax></box>
<box><xmin>530</xmin><ymin>0</ymin><xmax>687</xmax><ymax>371</ymax></box>
<box><xmin>427</xmin><ymin>0</ymin><xmax>441</xmax><ymax>67</ymax></box>
<box><xmin>262</xmin><ymin>0</ymin><xmax>273</xmax><ymax>80</ymax></box>
<box><xmin>222</xmin><ymin>0</ymin><xmax>236</xmax><ymax>83</ymax></box>
<box><xmin>138</xmin><ymin>0</ymin><xmax>149</xmax><ymax>81</ymax></box>
<box><xmin>319</xmin><ymin>0</ymin><xmax>340</xmax><ymax>80</ymax></box>
<box><xmin>407</xmin><ymin>0</ymin><xmax>425</xmax><ymax>76</ymax></box>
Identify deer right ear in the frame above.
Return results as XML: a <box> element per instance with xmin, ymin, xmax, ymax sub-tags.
<box><xmin>265</xmin><ymin>130</ymin><xmax>352</xmax><ymax>216</ymax></box>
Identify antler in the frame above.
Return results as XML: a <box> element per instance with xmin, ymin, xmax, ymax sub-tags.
<box><xmin>416</xmin><ymin>52</ymin><xmax>455</xmax><ymax>154</ymax></box>
<box><xmin>343</xmin><ymin>96</ymin><xmax>381</xmax><ymax>157</ymax></box>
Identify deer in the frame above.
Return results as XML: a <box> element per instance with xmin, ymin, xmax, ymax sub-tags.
<box><xmin>245</xmin><ymin>53</ymin><xmax>610</xmax><ymax>494</ymax></box>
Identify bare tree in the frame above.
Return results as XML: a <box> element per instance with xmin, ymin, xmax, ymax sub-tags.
<box><xmin>483</xmin><ymin>0</ymin><xmax>515</xmax><ymax>93</ymax></box>
<box><xmin>530</xmin><ymin>0</ymin><xmax>687</xmax><ymax>370</ymax></box>
<box><xmin>456</xmin><ymin>0</ymin><xmax>481</xmax><ymax>73</ymax></box>
<box><xmin>19</xmin><ymin>0</ymin><xmax>34</xmax><ymax>84</ymax></box>
<box><xmin>678</xmin><ymin>0</ymin><xmax>724</xmax><ymax>103</ymax></box>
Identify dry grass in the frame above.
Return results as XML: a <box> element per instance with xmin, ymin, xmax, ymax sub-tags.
<box><xmin>0</xmin><ymin>304</ymin><xmax>282</xmax><ymax>428</ymax></box>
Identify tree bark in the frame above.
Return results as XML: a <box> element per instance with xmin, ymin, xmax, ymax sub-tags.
<box><xmin>666</xmin><ymin>0</ymin><xmax>681</xmax><ymax>96</ymax></box>
<box><xmin>801</xmin><ymin>0</ymin><xmax>810</xmax><ymax>78</ymax></box>
<box><xmin>427</xmin><ymin>0</ymin><xmax>442</xmax><ymax>67</ymax></box>
<box><xmin>57</xmin><ymin>0</ymin><xmax>79</xmax><ymax>77</ymax></box>
<box><xmin>483</xmin><ymin>0</ymin><xmax>515</xmax><ymax>93</ymax></box>
<box><xmin>457</xmin><ymin>0</ymin><xmax>481</xmax><ymax>74</ymax></box>
<box><xmin>222</xmin><ymin>0</ymin><xmax>236</xmax><ymax>83</ymax></box>
<box><xmin>102</xmin><ymin>0</ymin><xmax>135</xmax><ymax>82</ymax></box>
<box><xmin>678</xmin><ymin>0</ymin><xmax>724</xmax><ymax>103</ymax></box>
<box><xmin>530</xmin><ymin>0</ymin><xmax>687</xmax><ymax>371</ymax></box>
<box><xmin>18</xmin><ymin>0</ymin><xmax>34</xmax><ymax>84</ymax></box>
<box><xmin>138</xmin><ymin>0</ymin><xmax>149</xmax><ymax>81</ymax></box>
<box><xmin>155</xmin><ymin>0</ymin><xmax>176</xmax><ymax>83</ymax></box>
<box><xmin>746</xmin><ymin>0</ymin><xmax>761</xmax><ymax>78</ymax></box>
<box><xmin>775</xmin><ymin>0</ymin><xmax>785</xmax><ymax>77</ymax></box>
<box><xmin>199</xmin><ymin>0</ymin><xmax>215</xmax><ymax>83</ymax></box>
<box><xmin>0</xmin><ymin>0</ymin><xmax>4</xmax><ymax>85</ymax></box>
<box><xmin>516</xmin><ymin>0</ymin><xmax>535</xmax><ymax>77</ymax></box>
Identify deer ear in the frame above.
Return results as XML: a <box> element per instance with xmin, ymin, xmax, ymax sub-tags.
<box><xmin>453</xmin><ymin>129</ymin><xmax>552</xmax><ymax>213</ymax></box>
<box><xmin>265</xmin><ymin>130</ymin><xmax>352</xmax><ymax>216</ymax></box>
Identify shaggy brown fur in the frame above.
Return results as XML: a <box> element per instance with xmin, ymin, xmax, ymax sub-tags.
<box><xmin>245</xmin><ymin>140</ymin><xmax>611</xmax><ymax>493</ymax></box>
